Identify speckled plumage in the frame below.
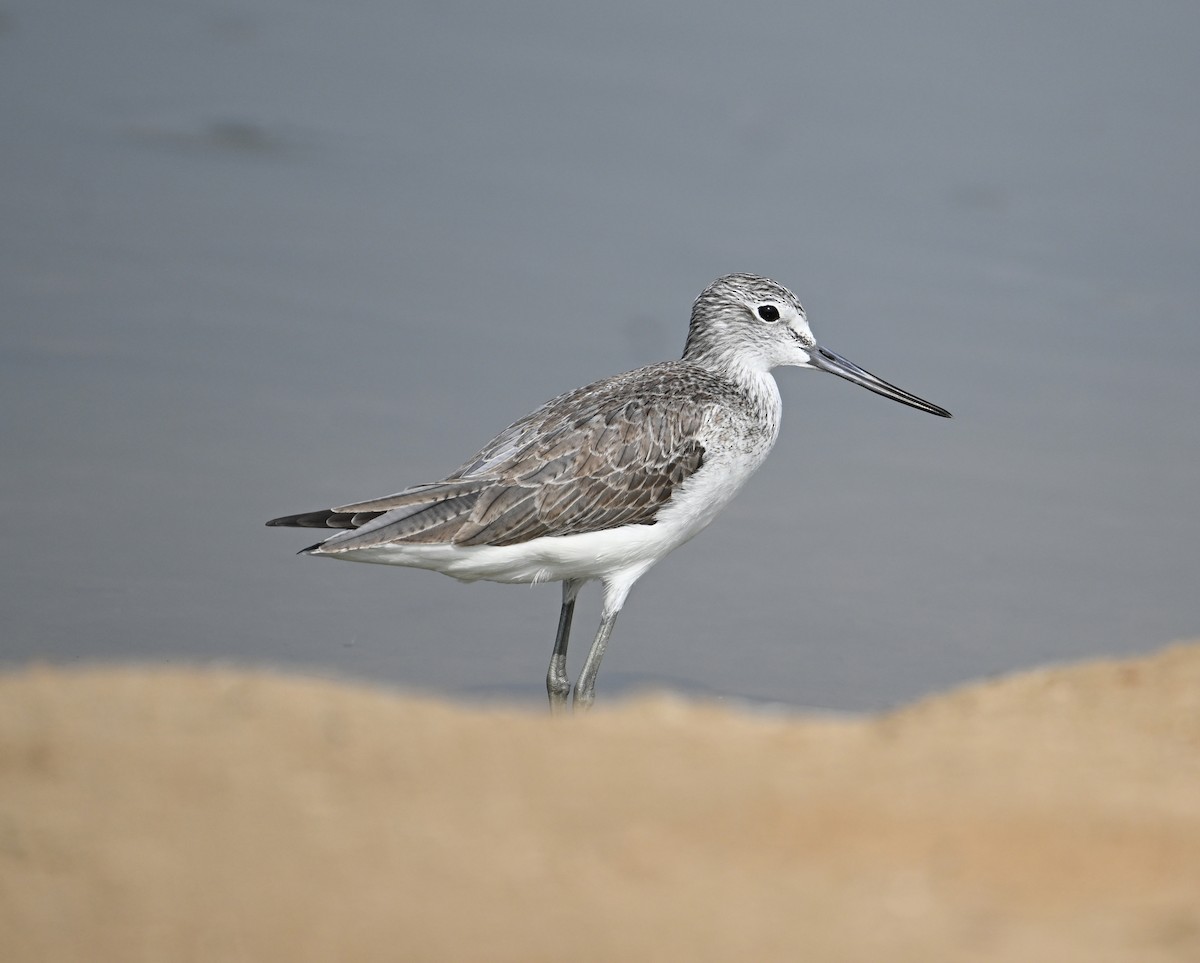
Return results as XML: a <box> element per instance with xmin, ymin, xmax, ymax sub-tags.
<box><xmin>274</xmin><ymin>361</ymin><xmax>775</xmax><ymax>550</ymax></box>
<box><xmin>268</xmin><ymin>273</ymin><xmax>950</xmax><ymax>710</ymax></box>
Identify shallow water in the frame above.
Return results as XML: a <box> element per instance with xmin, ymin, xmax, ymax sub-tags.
<box><xmin>3</xmin><ymin>0</ymin><xmax>1198</xmax><ymax>709</ymax></box>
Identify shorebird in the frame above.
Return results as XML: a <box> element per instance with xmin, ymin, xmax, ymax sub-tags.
<box><xmin>268</xmin><ymin>274</ymin><xmax>950</xmax><ymax>711</ymax></box>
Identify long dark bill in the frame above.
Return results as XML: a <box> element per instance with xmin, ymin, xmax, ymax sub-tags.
<box><xmin>810</xmin><ymin>345</ymin><xmax>952</xmax><ymax>418</ymax></box>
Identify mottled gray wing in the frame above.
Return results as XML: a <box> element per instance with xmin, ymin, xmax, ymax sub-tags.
<box><xmin>269</xmin><ymin>362</ymin><xmax>729</xmax><ymax>553</ymax></box>
<box><xmin>307</xmin><ymin>392</ymin><xmax>709</xmax><ymax>553</ymax></box>
<box><xmin>445</xmin><ymin>394</ymin><xmax>708</xmax><ymax>547</ymax></box>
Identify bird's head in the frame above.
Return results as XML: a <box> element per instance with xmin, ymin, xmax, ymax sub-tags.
<box><xmin>685</xmin><ymin>273</ymin><xmax>951</xmax><ymax>418</ymax></box>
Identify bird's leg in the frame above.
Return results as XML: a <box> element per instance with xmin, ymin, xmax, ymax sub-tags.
<box><xmin>547</xmin><ymin>579</ymin><xmax>582</xmax><ymax>714</ymax></box>
<box><xmin>572</xmin><ymin>570</ymin><xmax>644</xmax><ymax>711</ymax></box>
<box><xmin>572</xmin><ymin>611</ymin><xmax>618</xmax><ymax>712</ymax></box>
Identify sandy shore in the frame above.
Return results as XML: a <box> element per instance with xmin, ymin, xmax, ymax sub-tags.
<box><xmin>3</xmin><ymin>642</ymin><xmax>1199</xmax><ymax>962</ymax></box>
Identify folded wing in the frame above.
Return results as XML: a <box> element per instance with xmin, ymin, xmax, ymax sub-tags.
<box><xmin>266</xmin><ymin>370</ymin><xmax>711</xmax><ymax>553</ymax></box>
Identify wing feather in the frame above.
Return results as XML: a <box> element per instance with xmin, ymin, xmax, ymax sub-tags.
<box><xmin>269</xmin><ymin>362</ymin><xmax>729</xmax><ymax>552</ymax></box>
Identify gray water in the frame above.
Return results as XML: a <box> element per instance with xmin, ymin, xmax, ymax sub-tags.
<box><xmin>3</xmin><ymin>1</ymin><xmax>1198</xmax><ymax>710</ymax></box>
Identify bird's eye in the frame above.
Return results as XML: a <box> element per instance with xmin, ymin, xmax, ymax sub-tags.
<box><xmin>757</xmin><ymin>304</ymin><xmax>780</xmax><ymax>323</ymax></box>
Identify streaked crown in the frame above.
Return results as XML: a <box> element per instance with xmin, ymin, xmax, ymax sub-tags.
<box><xmin>683</xmin><ymin>273</ymin><xmax>815</xmax><ymax>372</ymax></box>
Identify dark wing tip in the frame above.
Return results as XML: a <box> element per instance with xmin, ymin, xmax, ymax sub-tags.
<box><xmin>266</xmin><ymin>511</ymin><xmax>314</xmax><ymax>527</ymax></box>
<box><xmin>266</xmin><ymin>510</ymin><xmax>371</xmax><ymax>529</ymax></box>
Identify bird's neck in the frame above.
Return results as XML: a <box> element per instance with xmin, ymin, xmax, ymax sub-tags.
<box><xmin>687</xmin><ymin>348</ymin><xmax>783</xmax><ymax>428</ymax></box>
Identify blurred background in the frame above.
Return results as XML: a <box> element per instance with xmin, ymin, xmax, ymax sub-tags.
<box><xmin>2</xmin><ymin>0</ymin><xmax>1197</xmax><ymax>710</ymax></box>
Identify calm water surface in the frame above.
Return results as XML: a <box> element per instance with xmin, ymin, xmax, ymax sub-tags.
<box><xmin>3</xmin><ymin>1</ymin><xmax>1198</xmax><ymax>709</ymax></box>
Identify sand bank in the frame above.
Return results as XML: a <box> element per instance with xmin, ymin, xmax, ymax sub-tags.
<box><xmin>3</xmin><ymin>642</ymin><xmax>1199</xmax><ymax>961</ymax></box>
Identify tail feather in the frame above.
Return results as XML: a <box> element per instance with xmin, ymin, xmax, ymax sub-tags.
<box><xmin>333</xmin><ymin>481</ymin><xmax>483</xmax><ymax>515</ymax></box>
<box><xmin>267</xmin><ymin>480</ymin><xmax>493</xmax><ymax>553</ymax></box>
<box><xmin>265</xmin><ymin>510</ymin><xmax>385</xmax><ymax>529</ymax></box>
<box><xmin>314</xmin><ymin>493</ymin><xmax>482</xmax><ymax>553</ymax></box>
